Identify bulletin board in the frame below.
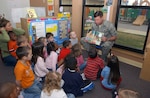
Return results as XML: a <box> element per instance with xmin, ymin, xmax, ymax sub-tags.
<box><xmin>27</xmin><ymin>17</ymin><xmax>70</xmax><ymax>44</ymax></box>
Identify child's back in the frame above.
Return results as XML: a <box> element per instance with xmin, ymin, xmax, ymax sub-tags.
<box><xmin>46</xmin><ymin>42</ymin><xmax>58</xmax><ymax>71</ymax></box>
<box><xmin>84</xmin><ymin>47</ymin><xmax>104</xmax><ymax>80</ymax></box>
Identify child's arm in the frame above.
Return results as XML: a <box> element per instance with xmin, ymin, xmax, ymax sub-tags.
<box><xmin>16</xmin><ymin>80</ymin><xmax>22</xmax><ymax>88</ymax></box>
<box><xmin>0</xmin><ymin>28</ymin><xmax>10</xmax><ymax>42</ymax></box>
<box><xmin>12</xmin><ymin>28</ymin><xmax>25</xmax><ymax>35</ymax></box>
<box><xmin>57</xmin><ymin>59</ymin><xmax>64</xmax><ymax>67</ymax></box>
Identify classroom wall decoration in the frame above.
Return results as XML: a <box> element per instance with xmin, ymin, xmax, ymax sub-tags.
<box><xmin>27</xmin><ymin>17</ymin><xmax>70</xmax><ymax>45</ymax></box>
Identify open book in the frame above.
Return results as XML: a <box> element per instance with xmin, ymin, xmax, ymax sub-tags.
<box><xmin>85</xmin><ymin>31</ymin><xmax>104</xmax><ymax>45</ymax></box>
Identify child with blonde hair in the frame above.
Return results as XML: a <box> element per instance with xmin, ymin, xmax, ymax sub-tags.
<box><xmin>41</xmin><ymin>72</ymin><xmax>67</xmax><ymax>98</ymax></box>
<box><xmin>72</xmin><ymin>43</ymin><xmax>86</xmax><ymax>71</ymax></box>
<box><xmin>69</xmin><ymin>31</ymin><xmax>78</xmax><ymax>46</ymax></box>
<box><xmin>115</xmin><ymin>89</ymin><xmax>141</xmax><ymax>98</ymax></box>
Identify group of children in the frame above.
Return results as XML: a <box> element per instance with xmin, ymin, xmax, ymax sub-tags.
<box><xmin>0</xmin><ymin>18</ymin><xmax>140</xmax><ymax>98</ymax></box>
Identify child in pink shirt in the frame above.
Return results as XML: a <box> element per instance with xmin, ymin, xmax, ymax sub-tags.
<box><xmin>32</xmin><ymin>41</ymin><xmax>49</xmax><ymax>82</ymax></box>
<box><xmin>46</xmin><ymin>42</ymin><xmax>58</xmax><ymax>71</ymax></box>
<box><xmin>72</xmin><ymin>44</ymin><xmax>86</xmax><ymax>71</ymax></box>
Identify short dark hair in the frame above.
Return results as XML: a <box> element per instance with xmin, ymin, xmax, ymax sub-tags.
<box><xmin>16</xmin><ymin>46</ymin><xmax>31</xmax><ymax>59</ymax></box>
<box><xmin>64</xmin><ymin>54</ymin><xmax>77</xmax><ymax>70</ymax></box>
<box><xmin>46</xmin><ymin>32</ymin><xmax>53</xmax><ymax>39</ymax></box>
<box><xmin>94</xmin><ymin>11</ymin><xmax>103</xmax><ymax>18</ymax></box>
<box><xmin>88</xmin><ymin>46</ymin><xmax>97</xmax><ymax>58</ymax></box>
<box><xmin>63</xmin><ymin>40</ymin><xmax>71</xmax><ymax>48</ymax></box>
<box><xmin>38</xmin><ymin>37</ymin><xmax>46</xmax><ymax>43</ymax></box>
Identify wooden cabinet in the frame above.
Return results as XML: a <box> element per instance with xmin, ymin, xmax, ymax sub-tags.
<box><xmin>140</xmin><ymin>44</ymin><xmax>150</xmax><ymax>82</ymax></box>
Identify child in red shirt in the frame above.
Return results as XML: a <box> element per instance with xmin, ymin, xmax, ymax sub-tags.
<box><xmin>84</xmin><ymin>46</ymin><xmax>104</xmax><ymax>80</ymax></box>
<box><xmin>8</xmin><ymin>31</ymin><xmax>18</xmax><ymax>58</ymax></box>
<box><xmin>58</xmin><ymin>40</ymin><xmax>72</xmax><ymax>66</ymax></box>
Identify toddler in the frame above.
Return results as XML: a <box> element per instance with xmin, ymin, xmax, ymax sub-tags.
<box><xmin>69</xmin><ymin>31</ymin><xmax>78</xmax><ymax>46</ymax></box>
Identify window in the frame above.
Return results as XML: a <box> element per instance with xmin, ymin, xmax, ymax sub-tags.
<box><xmin>121</xmin><ymin>0</ymin><xmax>150</xmax><ymax>6</ymax></box>
<box><xmin>82</xmin><ymin>0</ymin><xmax>104</xmax><ymax>37</ymax></box>
<box><xmin>115</xmin><ymin>0</ymin><xmax>150</xmax><ymax>53</ymax></box>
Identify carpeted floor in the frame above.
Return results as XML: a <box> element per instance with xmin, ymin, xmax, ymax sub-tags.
<box><xmin>0</xmin><ymin>51</ymin><xmax>150</xmax><ymax>98</ymax></box>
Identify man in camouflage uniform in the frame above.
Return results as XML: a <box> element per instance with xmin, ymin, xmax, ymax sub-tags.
<box><xmin>81</xmin><ymin>11</ymin><xmax>117</xmax><ymax>61</ymax></box>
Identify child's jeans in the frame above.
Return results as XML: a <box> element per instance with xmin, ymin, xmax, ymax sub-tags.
<box><xmin>24</xmin><ymin>80</ymin><xmax>42</xmax><ymax>94</ymax></box>
<box><xmin>79</xmin><ymin>61</ymin><xmax>87</xmax><ymax>71</ymax></box>
<box><xmin>67</xmin><ymin>93</ymin><xmax>75</xmax><ymax>98</ymax></box>
<box><xmin>3</xmin><ymin>55</ymin><xmax>17</xmax><ymax>66</ymax></box>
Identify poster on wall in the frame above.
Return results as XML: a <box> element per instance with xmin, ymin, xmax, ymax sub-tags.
<box><xmin>31</xmin><ymin>21</ymin><xmax>45</xmax><ymax>38</ymax></box>
<box><xmin>46</xmin><ymin>24</ymin><xmax>58</xmax><ymax>36</ymax></box>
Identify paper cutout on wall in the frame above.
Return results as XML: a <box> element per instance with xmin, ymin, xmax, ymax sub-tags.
<box><xmin>31</xmin><ymin>21</ymin><xmax>45</xmax><ymax>38</ymax></box>
<box><xmin>46</xmin><ymin>24</ymin><xmax>58</xmax><ymax>36</ymax></box>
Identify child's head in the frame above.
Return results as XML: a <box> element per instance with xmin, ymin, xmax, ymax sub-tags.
<box><xmin>17</xmin><ymin>35</ymin><xmax>28</xmax><ymax>47</ymax></box>
<box><xmin>0</xmin><ymin>82</ymin><xmax>19</xmax><ymax>98</ymax></box>
<box><xmin>43</xmin><ymin>72</ymin><xmax>61</xmax><ymax>94</ymax></box>
<box><xmin>64</xmin><ymin>54</ymin><xmax>77</xmax><ymax>70</ymax></box>
<box><xmin>107</xmin><ymin>55</ymin><xmax>120</xmax><ymax>84</ymax></box>
<box><xmin>16</xmin><ymin>46</ymin><xmax>32</xmax><ymax>61</ymax></box>
<box><xmin>118</xmin><ymin>89</ymin><xmax>141</xmax><ymax>98</ymax></box>
<box><xmin>69</xmin><ymin>31</ymin><xmax>77</xmax><ymax>39</ymax></box>
<box><xmin>38</xmin><ymin>37</ymin><xmax>47</xmax><ymax>47</ymax></box>
<box><xmin>8</xmin><ymin>31</ymin><xmax>17</xmax><ymax>41</ymax></box>
<box><xmin>72</xmin><ymin>43</ymin><xmax>82</xmax><ymax>57</ymax></box>
<box><xmin>46</xmin><ymin>32</ymin><xmax>54</xmax><ymax>42</ymax></box>
<box><xmin>88</xmin><ymin>46</ymin><xmax>97</xmax><ymax>58</ymax></box>
<box><xmin>32</xmin><ymin>42</ymin><xmax>44</xmax><ymax>64</ymax></box>
<box><xmin>63</xmin><ymin>40</ymin><xmax>72</xmax><ymax>49</ymax></box>
<box><xmin>47</xmin><ymin>42</ymin><xmax>55</xmax><ymax>55</ymax></box>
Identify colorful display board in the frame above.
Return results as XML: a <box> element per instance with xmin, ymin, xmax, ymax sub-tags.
<box><xmin>27</xmin><ymin>17</ymin><xmax>70</xmax><ymax>45</ymax></box>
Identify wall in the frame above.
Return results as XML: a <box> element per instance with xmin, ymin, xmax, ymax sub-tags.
<box><xmin>0</xmin><ymin>0</ymin><xmax>30</xmax><ymax>27</ymax></box>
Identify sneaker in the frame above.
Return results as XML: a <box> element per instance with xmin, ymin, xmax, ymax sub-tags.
<box><xmin>81</xmin><ymin>80</ymin><xmax>94</xmax><ymax>92</ymax></box>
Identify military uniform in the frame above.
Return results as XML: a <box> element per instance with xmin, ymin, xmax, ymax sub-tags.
<box><xmin>81</xmin><ymin>20</ymin><xmax>117</xmax><ymax>61</ymax></box>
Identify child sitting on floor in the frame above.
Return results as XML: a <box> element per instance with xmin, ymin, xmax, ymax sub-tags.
<box><xmin>101</xmin><ymin>54</ymin><xmax>122</xmax><ymax>90</ymax></box>
<box><xmin>84</xmin><ymin>46</ymin><xmax>104</xmax><ymax>80</ymax></box>
<box><xmin>69</xmin><ymin>31</ymin><xmax>78</xmax><ymax>46</ymax></box>
<box><xmin>8</xmin><ymin>31</ymin><xmax>18</xmax><ymax>58</ymax></box>
<box><xmin>14</xmin><ymin>46</ymin><xmax>42</xmax><ymax>94</ymax></box>
<box><xmin>41</xmin><ymin>72</ymin><xmax>67</xmax><ymax>98</ymax></box>
<box><xmin>62</xmin><ymin>54</ymin><xmax>94</xmax><ymax>97</ymax></box>
<box><xmin>58</xmin><ymin>40</ymin><xmax>72</xmax><ymax>66</ymax></box>
<box><xmin>32</xmin><ymin>41</ymin><xmax>49</xmax><ymax>82</ymax></box>
<box><xmin>38</xmin><ymin>37</ymin><xmax>48</xmax><ymax>58</ymax></box>
<box><xmin>46</xmin><ymin>42</ymin><xmax>58</xmax><ymax>71</ymax></box>
<box><xmin>17</xmin><ymin>35</ymin><xmax>30</xmax><ymax>48</ymax></box>
<box><xmin>71</xmin><ymin>43</ymin><xmax>86</xmax><ymax>71</ymax></box>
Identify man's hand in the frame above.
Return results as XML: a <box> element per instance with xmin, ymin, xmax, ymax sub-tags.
<box><xmin>101</xmin><ymin>36</ymin><xmax>107</xmax><ymax>42</ymax></box>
